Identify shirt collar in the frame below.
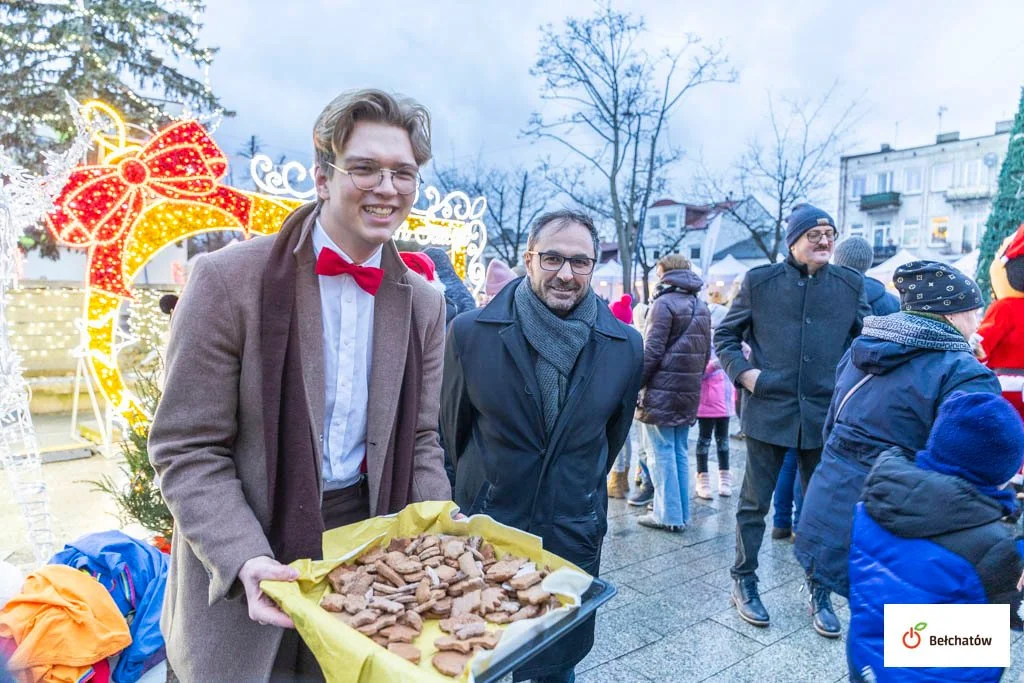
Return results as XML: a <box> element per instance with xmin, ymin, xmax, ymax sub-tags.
<box><xmin>313</xmin><ymin>219</ymin><xmax>382</xmax><ymax>268</ymax></box>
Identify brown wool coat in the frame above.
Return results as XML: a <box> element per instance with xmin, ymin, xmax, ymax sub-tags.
<box><xmin>148</xmin><ymin>203</ymin><xmax>452</xmax><ymax>682</ymax></box>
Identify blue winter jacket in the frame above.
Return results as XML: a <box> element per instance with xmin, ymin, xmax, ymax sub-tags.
<box><xmin>50</xmin><ymin>530</ymin><xmax>169</xmax><ymax>682</ymax></box>
<box><xmin>847</xmin><ymin>449</ymin><xmax>1023</xmax><ymax>682</ymax></box>
<box><xmin>863</xmin><ymin>276</ymin><xmax>900</xmax><ymax>316</ymax></box>
<box><xmin>795</xmin><ymin>313</ymin><xmax>1000</xmax><ymax>596</ymax></box>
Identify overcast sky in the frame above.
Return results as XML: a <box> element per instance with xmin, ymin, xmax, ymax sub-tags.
<box><xmin>199</xmin><ymin>0</ymin><xmax>1024</xmax><ymax>214</ymax></box>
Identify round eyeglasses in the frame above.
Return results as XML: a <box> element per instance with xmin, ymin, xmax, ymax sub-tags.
<box><xmin>327</xmin><ymin>161</ymin><xmax>421</xmax><ymax>196</ymax></box>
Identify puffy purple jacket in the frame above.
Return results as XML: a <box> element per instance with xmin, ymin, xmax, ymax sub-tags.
<box><xmin>635</xmin><ymin>269</ymin><xmax>712</xmax><ymax>426</ymax></box>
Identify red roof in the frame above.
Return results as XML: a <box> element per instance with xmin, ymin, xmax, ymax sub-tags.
<box><xmin>650</xmin><ymin>199</ymin><xmax>681</xmax><ymax>208</ymax></box>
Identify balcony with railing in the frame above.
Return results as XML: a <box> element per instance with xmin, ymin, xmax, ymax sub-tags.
<box><xmin>859</xmin><ymin>191</ymin><xmax>901</xmax><ymax>212</ymax></box>
<box><xmin>871</xmin><ymin>244</ymin><xmax>898</xmax><ymax>266</ymax></box>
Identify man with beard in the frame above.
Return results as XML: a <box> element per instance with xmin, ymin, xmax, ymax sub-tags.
<box><xmin>715</xmin><ymin>204</ymin><xmax>870</xmax><ymax>638</ymax></box>
<box><xmin>441</xmin><ymin>210</ymin><xmax>643</xmax><ymax>683</ymax></box>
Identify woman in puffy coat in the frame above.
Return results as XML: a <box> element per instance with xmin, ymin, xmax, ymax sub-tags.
<box><xmin>634</xmin><ymin>254</ymin><xmax>711</xmax><ymax>531</ymax></box>
<box><xmin>795</xmin><ymin>261</ymin><xmax>1000</xmax><ymax>606</ymax></box>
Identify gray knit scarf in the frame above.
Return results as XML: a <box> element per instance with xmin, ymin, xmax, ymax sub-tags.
<box><xmin>513</xmin><ymin>279</ymin><xmax>598</xmax><ymax>434</ymax></box>
<box><xmin>861</xmin><ymin>311</ymin><xmax>971</xmax><ymax>353</ymax></box>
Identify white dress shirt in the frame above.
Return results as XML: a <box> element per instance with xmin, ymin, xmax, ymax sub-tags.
<box><xmin>312</xmin><ymin>220</ymin><xmax>380</xmax><ymax>490</ymax></box>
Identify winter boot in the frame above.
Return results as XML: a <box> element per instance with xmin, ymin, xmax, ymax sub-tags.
<box><xmin>731</xmin><ymin>575</ymin><xmax>770</xmax><ymax>627</ymax></box>
<box><xmin>606</xmin><ymin>470</ymin><xmax>629</xmax><ymax>499</ymax></box>
<box><xmin>695</xmin><ymin>472</ymin><xmax>713</xmax><ymax>500</ymax></box>
<box><xmin>718</xmin><ymin>469</ymin><xmax>733</xmax><ymax>497</ymax></box>
<box><xmin>807</xmin><ymin>579</ymin><xmax>841</xmax><ymax>638</ymax></box>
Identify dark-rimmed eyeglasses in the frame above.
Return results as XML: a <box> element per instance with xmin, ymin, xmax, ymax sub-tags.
<box><xmin>805</xmin><ymin>229</ymin><xmax>837</xmax><ymax>244</ymax></box>
<box><xmin>528</xmin><ymin>251</ymin><xmax>597</xmax><ymax>275</ymax></box>
<box><xmin>327</xmin><ymin>161</ymin><xmax>421</xmax><ymax>196</ymax></box>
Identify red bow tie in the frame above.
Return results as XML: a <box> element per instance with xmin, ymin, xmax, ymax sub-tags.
<box><xmin>315</xmin><ymin>248</ymin><xmax>385</xmax><ymax>295</ymax></box>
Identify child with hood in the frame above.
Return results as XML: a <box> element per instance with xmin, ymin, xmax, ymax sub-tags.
<box><xmin>847</xmin><ymin>391</ymin><xmax>1024</xmax><ymax>682</ymax></box>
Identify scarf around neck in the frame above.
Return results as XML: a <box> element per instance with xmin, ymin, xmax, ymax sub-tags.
<box><xmin>861</xmin><ymin>311</ymin><xmax>971</xmax><ymax>353</ymax></box>
<box><xmin>513</xmin><ymin>279</ymin><xmax>597</xmax><ymax>434</ymax></box>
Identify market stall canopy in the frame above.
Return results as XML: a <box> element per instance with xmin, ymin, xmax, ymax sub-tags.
<box><xmin>865</xmin><ymin>249</ymin><xmax>920</xmax><ymax>285</ymax></box>
<box><xmin>707</xmin><ymin>254</ymin><xmax>749</xmax><ymax>279</ymax></box>
<box><xmin>951</xmin><ymin>250</ymin><xmax>979</xmax><ymax>279</ymax></box>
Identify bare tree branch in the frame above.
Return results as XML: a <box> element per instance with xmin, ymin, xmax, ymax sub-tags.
<box><xmin>693</xmin><ymin>84</ymin><xmax>864</xmax><ymax>262</ymax></box>
<box><xmin>523</xmin><ymin>1</ymin><xmax>734</xmax><ymax>295</ymax></box>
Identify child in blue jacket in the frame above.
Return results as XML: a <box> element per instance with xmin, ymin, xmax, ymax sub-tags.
<box><xmin>847</xmin><ymin>391</ymin><xmax>1024</xmax><ymax>682</ymax></box>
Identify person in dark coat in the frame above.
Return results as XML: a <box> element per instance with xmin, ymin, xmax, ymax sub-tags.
<box><xmin>715</xmin><ymin>203</ymin><xmax>870</xmax><ymax>637</ymax></box>
<box><xmin>795</xmin><ymin>261</ymin><xmax>999</xmax><ymax>600</ymax></box>
<box><xmin>441</xmin><ymin>209</ymin><xmax>643</xmax><ymax>683</ymax></box>
<box><xmin>634</xmin><ymin>254</ymin><xmax>711</xmax><ymax>531</ymax></box>
<box><xmin>832</xmin><ymin>236</ymin><xmax>900</xmax><ymax>316</ymax></box>
<box><xmin>847</xmin><ymin>392</ymin><xmax>1024</xmax><ymax>683</ymax></box>
<box><xmin>424</xmin><ymin>246</ymin><xmax>476</xmax><ymax>324</ymax></box>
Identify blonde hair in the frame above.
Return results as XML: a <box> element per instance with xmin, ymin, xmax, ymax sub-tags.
<box><xmin>313</xmin><ymin>89</ymin><xmax>431</xmax><ymax>175</ymax></box>
<box><xmin>657</xmin><ymin>254</ymin><xmax>691</xmax><ymax>273</ymax></box>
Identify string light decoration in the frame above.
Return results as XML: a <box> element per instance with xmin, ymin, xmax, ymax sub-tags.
<box><xmin>43</xmin><ymin>102</ymin><xmax>488</xmax><ymax>425</ymax></box>
<box><xmin>0</xmin><ymin>96</ymin><xmax>94</xmax><ymax>566</ymax></box>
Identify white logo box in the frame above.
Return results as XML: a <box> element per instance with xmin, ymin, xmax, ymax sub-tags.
<box><xmin>884</xmin><ymin>604</ymin><xmax>1011</xmax><ymax>668</ymax></box>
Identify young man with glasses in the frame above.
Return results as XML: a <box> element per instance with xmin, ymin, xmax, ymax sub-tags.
<box><xmin>441</xmin><ymin>210</ymin><xmax>643</xmax><ymax>683</ymax></box>
<box><xmin>149</xmin><ymin>89</ymin><xmax>452</xmax><ymax>681</ymax></box>
<box><xmin>715</xmin><ymin>204</ymin><xmax>870</xmax><ymax>639</ymax></box>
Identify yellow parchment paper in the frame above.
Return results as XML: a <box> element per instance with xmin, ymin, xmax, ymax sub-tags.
<box><xmin>261</xmin><ymin>501</ymin><xmax>593</xmax><ymax>683</ymax></box>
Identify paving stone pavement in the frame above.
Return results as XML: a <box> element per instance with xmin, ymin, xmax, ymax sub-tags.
<box><xmin>577</xmin><ymin>434</ymin><xmax>1024</xmax><ymax>683</ymax></box>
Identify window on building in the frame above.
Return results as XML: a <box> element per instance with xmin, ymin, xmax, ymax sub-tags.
<box><xmin>901</xmin><ymin>219</ymin><xmax>921</xmax><ymax>247</ymax></box>
<box><xmin>666</xmin><ymin>214</ymin><xmax>677</xmax><ymax>230</ymax></box>
<box><xmin>872</xmin><ymin>221</ymin><xmax>891</xmax><ymax>248</ymax></box>
<box><xmin>931</xmin><ymin>163</ymin><xmax>953</xmax><ymax>191</ymax></box>
<box><xmin>958</xmin><ymin>219</ymin><xmax>983</xmax><ymax>253</ymax></box>
<box><xmin>930</xmin><ymin>217</ymin><xmax>949</xmax><ymax>246</ymax></box>
<box><xmin>876</xmin><ymin>171</ymin><xmax>893</xmax><ymax>193</ymax></box>
<box><xmin>848</xmin><ymin>223</ymin><xmax>865</xmax><ymax>239</ymax></box>
<box><xmin>962</xmin><ymin>159</ymin><xmax>981</xmax><ymax>188</ymax></box>
<box><xmin>851</xmin><ymin>175</ymin><xmax>867</xmax><ymax>198</ymax></box>
<box><xmin>648</xmin><ymin>215</ymin><xmax>660</xmax><ymax>231</ymax></box>
<box><xmin>903</xmin><ymin>167</ymin><xmax>922</xmax><ymax>194</ymax></box>
<box><xmin>690</xmin><ymin>246</ymin><xmax>701</xmax><ymax>260</ymax></box>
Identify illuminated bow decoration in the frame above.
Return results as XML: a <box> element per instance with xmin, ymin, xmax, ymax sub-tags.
<box><xmin>45</xmin><ymin>120</ymin><xmax>250</xmax><ymax>248</ymax></box>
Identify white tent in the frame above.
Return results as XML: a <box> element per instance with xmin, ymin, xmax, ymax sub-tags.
<box><xmin>866</xmin><ymin>248</ymin><xmax>920</xmax><ymax>287</ymax></box>
<box><xmin>707</xmin><ymin>255</ymin><xmax>749</xmax><ymax>280</ymax></box>
<box><xmin>951</xmin><ymin>250</ymin><xmax>979</xmax><ymax>278</ymax></box>
<box><xmin>592</xmin><ymin>259</ymin><xmax>625</xmax><ymax>300</ymax></box>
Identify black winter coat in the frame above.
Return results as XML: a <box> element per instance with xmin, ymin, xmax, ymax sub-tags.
<box><xmin>635</xmin><ymin>269</ymin><xmax>711</xmax><ymax>426</ymax></box>
<box><xmin>440</xmin><ymin>279</ymin><xmax>643</xmax><ymax>677</ymax></box>
<box><xmin>715</xmin><ymin>257</ymin><xmax>871</xmax><ymax>449</ymax></box>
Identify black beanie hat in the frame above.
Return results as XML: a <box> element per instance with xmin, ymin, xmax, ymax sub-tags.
<box><xmin>892</xmin><ymin>261</ymin><xmax>983</xmax><ymax>313</ymax></box>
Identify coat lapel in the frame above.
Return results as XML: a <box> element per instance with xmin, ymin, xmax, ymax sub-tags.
<box><xmin>292</xmin><ymin>213</ymin><xmax>326</xmax><ymax>477</ymax></box>
<box><xmin>366</xmin><ymin>242</ymin><xmax>412</xmax><ymax>514</ymax></box>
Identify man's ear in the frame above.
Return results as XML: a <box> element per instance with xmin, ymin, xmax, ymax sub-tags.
<box><xmin>314</xmin><ymin>165</ymin><xmax>331</xmax><ymax>201</ymax></box>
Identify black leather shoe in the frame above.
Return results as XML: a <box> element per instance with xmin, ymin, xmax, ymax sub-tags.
<box><xmin>808</xmin><ymin>580</ymin><xmax>841</xmax><ymax>638</ymax></box>
<box><xmin>731</xmin><ymin>576</ymin><xmax>770</xmax><ymax>627</ymax></box>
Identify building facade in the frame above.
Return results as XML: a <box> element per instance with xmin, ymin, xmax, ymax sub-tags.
<box><xmin>643</xmin><ymin>196</ymin><xmax>772</xmax><ymax>273</ymax></box>
<box><xmin>838</xmin><ymin>121</ymin><xmax>1011</xmax><ymax>265</ymax></box>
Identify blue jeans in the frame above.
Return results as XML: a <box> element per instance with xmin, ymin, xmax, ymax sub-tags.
<box><xmin>772</xmin><ymin>448</ymin><xmax>804</xmax><ymax>531</ymax></box>
<box><xmin>643</xmin><ymin>423</ymin><xmax>691</xmax><ymax>527</ymax></box>
<box><xmin>633</xmin><ymin>423</ymin><xmax>652</xmax><ymax>488</ymax></box>
<box><xmin>611</xmin><ymin>424</ymin><xmax>633</xmax><ymax>474</ymax></box>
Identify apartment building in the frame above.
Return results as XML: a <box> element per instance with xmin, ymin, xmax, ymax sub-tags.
<box><xmin>838</xmin><ymin>121</ymin><xmax>1012</xmax><ymax>265</ymax></box>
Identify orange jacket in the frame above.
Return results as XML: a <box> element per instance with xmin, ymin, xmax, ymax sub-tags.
<box><xmin>0</xmin><ymin>565</ymin><xmax>130</xmax><ymax>683</ymax></box>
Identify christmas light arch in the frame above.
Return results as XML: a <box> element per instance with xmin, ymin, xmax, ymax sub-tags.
<box><xmin>46</xmin><ymin>102</ymin><xmax>487</xmax><ymax>426</ymax></box>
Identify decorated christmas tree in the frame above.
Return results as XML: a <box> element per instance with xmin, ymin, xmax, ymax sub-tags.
<box><xmin>977</xmin><ymin>88</ymin><xmax>1024</xmax><ymax>301</ymax></box>
<box><xmin>90</xmin><ymin>365</ymin><xmax>173</xmax><ymax>548</ymax></box>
